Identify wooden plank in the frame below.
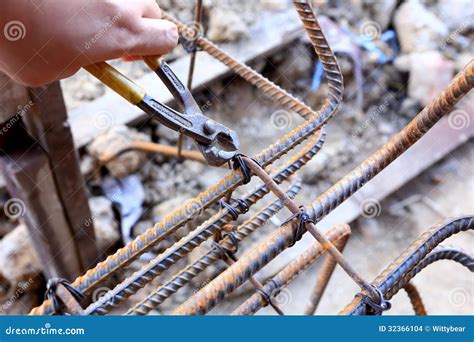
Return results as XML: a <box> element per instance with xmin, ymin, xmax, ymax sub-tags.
<box><xmin>27</xmin><ymin>82</ymin><xmax>98</xmax><ymax>271</ymax></box>
<box><xmin>0</xmin><ymin>125</ymin><xmax>83</xmax><ymax>280</ymax></box>
<box><xmin>317</xmin><ymin>115</ymin><xmax>474</xmax><ymax>231</ymax></box>
<box><xmin>67</xmin><ymin>9</ymin><xmax>304</xmax><ymax>148</ymax></box>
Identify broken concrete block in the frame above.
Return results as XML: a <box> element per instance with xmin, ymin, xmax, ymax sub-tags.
<box><xmin>406</xmin><ymin>51</ymin><xmax>455</xmax><ymax>106</ymax></box>
<box><xmin>208</xmin><ymin>8</ymin><xmax>248</xmax><ymax>42</ymax></box>
<box><xmin>87</xmin><ymin>125</ymin><xmax>151</xmax><ymax>178</ymax></box>
<box><xmin>394</xmin><ymin>0</ymin><xmax>449</xmax><ymax>53</ymax></box>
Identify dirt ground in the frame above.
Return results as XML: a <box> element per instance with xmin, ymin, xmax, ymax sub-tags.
<box><xmin>0</xmin><ymin>0</ymin><xmax>472</xmax><ymax>315</ymax></box>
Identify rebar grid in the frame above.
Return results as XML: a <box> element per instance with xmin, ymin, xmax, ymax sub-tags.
<box><xmin>30</xmin><ymin>0</ymin><xmax>473</xmax><ymax>316</ymax></box>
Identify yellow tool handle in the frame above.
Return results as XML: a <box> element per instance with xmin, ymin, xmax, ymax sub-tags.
<box><xmin>142</xmin><ymin>55</ymin><xmax>161</xmax><ymax>71</ymax></box>
<box><xmin>84</xmin><ymin>62</ymin><xmax>146</xmax><ymax>105</ymax></box>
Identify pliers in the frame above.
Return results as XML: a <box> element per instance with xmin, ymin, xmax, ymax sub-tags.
<box><xmin>84</xmin><ymin>56</ymin><xmax>239</xmax><ymax>166</ymax></box>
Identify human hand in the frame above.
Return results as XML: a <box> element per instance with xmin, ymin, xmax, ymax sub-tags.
<box><xmin>0</xmin><ymin>0</ymin><xmax>178</xmax><ymax>86</ymax></box>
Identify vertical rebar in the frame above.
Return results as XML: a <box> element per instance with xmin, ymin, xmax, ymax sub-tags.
<box><xmin>304</xmin><ymin>233</ymin><xmax>350</xmax><ymax>315</ymax></box>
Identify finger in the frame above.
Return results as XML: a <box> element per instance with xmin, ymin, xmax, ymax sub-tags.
<box><xmin>120</xmin><ymin>56</ymin><xmax>141</xmax><ymax>62</ymax></box>
<box><xmin>126</xmin><ymin>19</ymin><xmax>178</xmax><ymax>56</ymax></box>
<box><xmin>140</xmin><ymin>0</ymin><xmax>161</xmax><ymax>19</ymax></box>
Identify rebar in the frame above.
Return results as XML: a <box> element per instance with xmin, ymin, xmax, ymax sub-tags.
<box><xmin>389</xmin><ymin>245</ymin><xmax>474</xmax><ymax>300</ymax></box>
<box><xmin>84</xmin><ymin>131</ymin><xmax>326</xmax><ymax>315</ymax></box>
<box><xmin>170</xmin><ymin>59</ymin><xmax>473</xmax><ymax>315</ymax></box>
<box><xmin>340</xmin><ymin>216</ymin><xmax>474</xmax><ymax>315</ymax></box>
<box><xmin>232</xmin><ymin>224</ymin><xmax>351</xmax><ymax>315</ymax></box>
<box><xmin>127</xmin><ymin>177</ymin><xmax>302</xmax><ymax>315</ymax></box>
<box><xmin>404</xmin><ymin>283</ymin><xmax>427</xmax><ymax>316</ymax></box>
<box><xmin>30</xmin><ymin>0</ymin><xmax>342</xmax><ymax>315</ymax></box>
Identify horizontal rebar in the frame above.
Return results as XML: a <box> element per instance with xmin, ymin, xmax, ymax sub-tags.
<box><xmin>85</xmin><ymin>131</ymin><xmax>326</xmax><ymax>315</ymax></box>
<box><xmin>127</xmin><ymin>177</ymin><xmax>302</xmax><ymax>315</ymax></box>
<box><xmin>232</xmin><ymin>224</ymin><xmax>351</xmax><ymax>315</ymax></box>
<box><xmin>340</xmin><ymin>216</ymin><xmax>474</xmax><ymax>315</ymax></box>
<box><xmin>30</xmin><ymin>0</ymin><xmax>343</xmax><ymax>315</ymax></box>
<box><xmin>171</xmin><ymin>60</ymin><xmax>473</xmax><ymax>315</ymax></box>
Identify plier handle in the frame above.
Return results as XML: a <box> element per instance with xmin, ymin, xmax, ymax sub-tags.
<box><xmin>84</xmin><ymin>56</ymin><xmax>239</xmax><ymax>166</ymax></box>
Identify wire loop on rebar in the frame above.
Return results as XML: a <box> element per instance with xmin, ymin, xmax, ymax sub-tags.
<box><xmin>231</xmin><ymin>154</ymin><xmax>253</xmax><ymax>184</ymax></box>
<box><xmin>219</xmin><ymin>198</ymin><xmax>249</xmax><ymax>220</ymax></box>
<box><xmin>282</xmin><ymin>206</ymin><xmax>314</xmax><ymax>246</ymax></box>
<box><xmin>45</xmin><ymin>279</ymin><xmax>85</xmax><ymax>314</ymax></box>
<box><xmin>355</xmin><ymin>287</ymin><xmax>391</xmax><ymax>315</ymax></box>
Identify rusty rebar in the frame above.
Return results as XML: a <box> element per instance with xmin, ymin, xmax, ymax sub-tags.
<box><xmin>84</xmin><ymin>131</ymin><xmax>326</xmax><ymax>315</ymax></box>
<box><xmin>178</xmin><ymin>0</ymin><xmax>203</xmax><ymax>159</ymax></box>
<box><xmin>186</xmin><ymin>0</ymin><xmax>203</xmax><ymax>91</ymax></box>
<box><xmin>232</xmin><ymin>224</ymin><xmax>351</xmax><ymax>315</ymax></box>
<box><xmin>127</xmin><ymin>177</ymin><xmax>302</xmax><ymax>315</ymax></box>
<box><xmin>30</xmin><ymin>2</ymin><xmax>343</xmax><ymax>313</ymax></box>
<box><xmin>170</xmin><ymin>61</ymin><xmax>473</xmax><ymax>315</ymax></box>
<box><xmin>163</xmin><ymin>17</ymin><xmax>317</xmax><ymax>120</ymax></box>
<box><xmin>242</xmin><ymin>156</ymin><xmax>378</xmax><ymax>300</ymax></box>
<box><xmin>99</xmin><ymin>141</ymin><xmax>207</xmax><ymax>165</ymax></box>
<box><xmin>340</xmin><ymin>215</ymin><xmax>474</xmax><ymax>315</ymax></box>
<box><xmin>304</xmin><ymin>234</ymin><xmax>349</xmax><ymax>315</ymax></box>
<box><xmin>404</xmin><ymin>283</ymin><xmax>427</xmax><ymax>316</ymax></box>
<box><xmin>389</xmin><ymin>245</ymin><xmax>473</xmax><ymax>301</ymax></box>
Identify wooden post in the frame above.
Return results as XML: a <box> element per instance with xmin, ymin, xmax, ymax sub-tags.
<box><xmin>0</xmin><ymin>73</ymin><xmax>97</xmax><ymax>280</ymax></box>
<box><xmin>27</xmin><ymin>82</ymin><xmax>98</xmax><ymax>271</ymax></box>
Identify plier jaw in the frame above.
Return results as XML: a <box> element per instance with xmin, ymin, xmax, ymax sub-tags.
<box><xmin>143</xmin><ymin>56</ymin><xmax>240</xmax><ymax>166</ymax></box>
<box><xmin>84</xmin><ymin>57</ymin><xmax>240</xmax><ymax>167</ymax></box>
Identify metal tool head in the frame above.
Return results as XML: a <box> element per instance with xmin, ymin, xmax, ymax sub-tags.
<box><xmin>144</xmin><ymin>57</ymin><xmax>240</xmax><ymax>166</ymax></box>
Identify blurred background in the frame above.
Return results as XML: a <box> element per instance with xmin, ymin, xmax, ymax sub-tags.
<box><xmin>0</xmin><ymin>0</ymin><xmax>472</xmax><ymax>315</ymax></box>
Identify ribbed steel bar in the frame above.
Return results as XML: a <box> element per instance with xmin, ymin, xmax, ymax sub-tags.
<box><xmin>404</xmin><ymin>283</ymin><xmax>427</xmax><ymax>315</ymax></box>
<box><xmin>340</xmin><ymin>216</ymin><xmax>474</xmax><ymax>315</ymax></box>
<box><xmin>309</xmin><ymin>60</ymin><xmax>473</xmax><ymax>223</ymax></box>
<box><xmin>232</xmin><ymin>224</ymin><xmax>351</xmax><ymax>315</ymax></box>
<box><xmin>304</xmin><ymin>234</ymin><xmax>349</xmax><ymax>315</ymax></box>
<box><xmin>163</xmin><ymin>18</ymin><xmax>317</xmax><ymax>119</ymax></box>
<box><xmin>186</xmin><ymin>0</ymin><xmax>203</xmax><ymax>91</ymax></box>
<box><xmin>30</xmin><ymin>3</ymin><xmax>343</xmax><ymax>314</ymax></box>
<box><xmin>127</xmin><ymin>177</ymin><xmax>302</xmax><ymax>315</ymax></box>
<box><xmin>389</xmin><ymin>246</ymin><xmax>474</xmax><ymax>300</ymax></box>
<box><xmin>84</xmin><ymin>131</ymin><xmax>326</xmax><ymax>315</ymax></box>
<box><xmin>171</xmin><ymin>61</ymin><xmax>473</xmax><ymax>315</ymax></box>
<box><xmin>178</xmin><ymin>0</ymin><xmax>203</xmax><ymax>159</ymax></box>
<box><xmin>243</xmin><ymin>156</ymin><xmax>379</xmax><ymax>300</ymax></box>
<box><xmin>292</xmin><ymin>0</ymin><xmax>342</xmax><ymax>109</ymax></box>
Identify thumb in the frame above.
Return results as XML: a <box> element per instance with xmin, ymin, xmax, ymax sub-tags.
<box><xmin>125</xmin><ymin>19</ymin><xmax>178</xmax><ymax>57</ymax></box>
